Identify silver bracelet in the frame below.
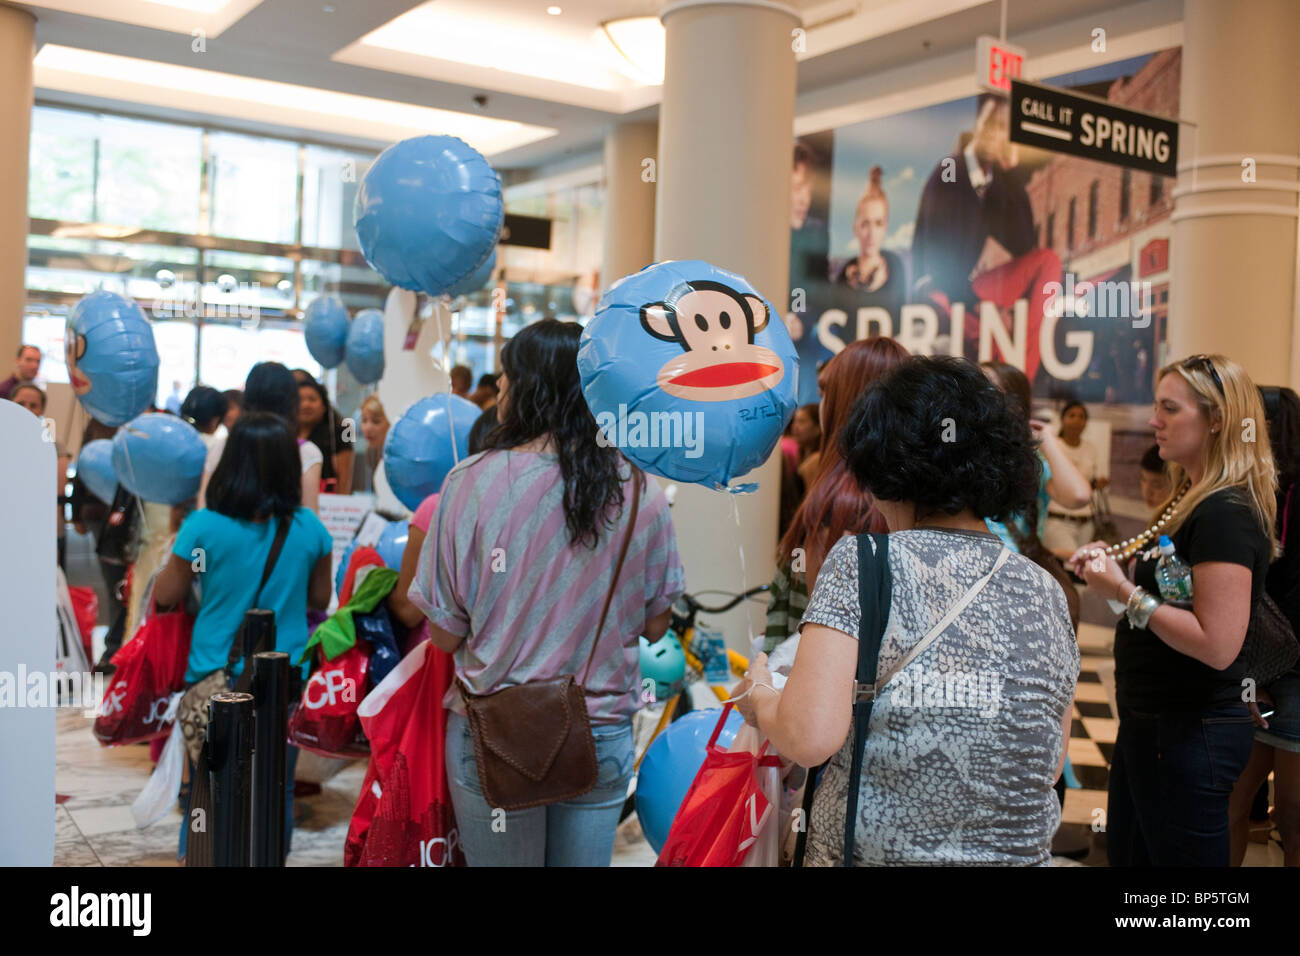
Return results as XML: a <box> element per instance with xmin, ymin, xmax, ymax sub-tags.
<box><xmin>1125</xmin><ymin>587</ymin><xmax>1161</xmax><ymax>629</ymax></box>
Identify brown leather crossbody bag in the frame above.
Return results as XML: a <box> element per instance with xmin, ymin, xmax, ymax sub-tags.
<box><xmin>459</xmin><ymin>471</ymin><xmax>643</xmax><ymax>811</ymax></box>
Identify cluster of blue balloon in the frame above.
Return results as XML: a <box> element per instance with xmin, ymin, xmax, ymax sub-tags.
<box><xmin>66</xmin><ymin>290</ymin><xmax>208</xmax><ymax>506</ymax></box>
<box><xmin>577</xmin><ymin>260</ymin><xmax>798</xmax><ymax>492</ymax></box>
<box><xmin>383</xmin><ymin>394</ymin><xmax>480</xmax><ymax>511</ymax></box>
<box><xmin>77</xmin><ymin>413</ymin><xmax>207</xmax><ymax>506</ymax></box>
<box><xmin>302</xmin><ymin>295</ymin><xmax>386</xmax><ymax>384</ymax></box>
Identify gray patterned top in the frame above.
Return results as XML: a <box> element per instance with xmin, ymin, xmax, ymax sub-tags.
<box><xmin>800</xmin><ymin>528</ymin><xmax>1079</xmax><ymax>866</ymax></box>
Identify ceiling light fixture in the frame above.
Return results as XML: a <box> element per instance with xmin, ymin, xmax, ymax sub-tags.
<box><xmin>600</xmin><ymin>15</ymin><xmax>664</xmax><ymax>86</ymax></box>
<box><xmin>546</xmin><ymin>5</ymin><xmax>562</xmax><ymax>14</ymax></box>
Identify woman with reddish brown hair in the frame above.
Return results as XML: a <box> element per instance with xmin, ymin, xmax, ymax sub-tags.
<box><xmin>763</xmin><ymin>336</ymin><xmax>910</xmax><ymax>653</ymax></box>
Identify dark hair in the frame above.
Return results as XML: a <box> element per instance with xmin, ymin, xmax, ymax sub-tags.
<box><xmin>243</xmin><ymin>362</ymin><xmax>299</xmax><ymax>428</ymax></box>
<box><xmin>1261</xmin><ymin>386</ymin><xmax>1300</xmax><ymax>492</ymax></box>
<box><xmin>206</xmin><ymin>412</ymin><xmax>301</xmax><ymax>521</ymax></box>
<box><xmin>840</xmin><ymin>356</ymin><xmax>1040</xmax><ymax>524</ymax></box>
<box><xmin>1057</xmin><ymin>400</ymin><xmax>1087</xmax><ymax>437</ymax></box>
<box><xmin>777</xmin><ymin>337</ymin><xmax>909</xmax><ymax>584</ymax></box>
<box><xmin>450</xmin><ymin>365</ymin><xmax>473</xmax><ymax>391</ymax></box>
<box><xmin>11</xmin><ymin>383</ymin><xmax>45</xmax><ymax>412</ymax></box>
<box><xmin>1139</xmin><ymin>443</ymin><xmax>1165</xmax><ymax>474</ymax></box>
<box><xmin>297</xmin><ymin>377</ymin><xmax>331</xmax><ymax>422</ymax></box>
<box><xmin>980</xmin><ymin>361</ymin><xmax>1032</xmax><ymax>419</ymax></box>
<box><xmin>223</xmin><ymin>389</ymin><xmax>243</xmax><ymax>409</ymax></box>
<box><xmin>291</xmin><ymin>368</ymin><xmax>315</xmax><ymax>385</ymax></box>
<box><xmin>486</xmin><ymin>319</ymin><xmax>624</xmax><ymax>548</ymax></box>
<box><xmin>793</xmin><ymin>141</ymin><xmax>816</xmax><ymax>170</ymax></box>
<box><xmin>476</xmin><ymin>373</ymin><xmax>499</xmax><ymax>392</ymax></box>
<box><xmin>180</xmin><ymin>386</ymin><xmax>228</xmax><ymax>433</ymax></box>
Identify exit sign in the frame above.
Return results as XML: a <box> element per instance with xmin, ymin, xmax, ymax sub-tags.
<box><xmin>976</xmin><ymin>35</ymin><xmax>1025</xmax><ymax>93</ymax></box>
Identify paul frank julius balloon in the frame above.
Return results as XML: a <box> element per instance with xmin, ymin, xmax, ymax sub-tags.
<box><xmin>578</xmin><ymin>261</ymin><xmax>798</xmax><ymax>490</ymax></box>
<box><xmin>66</xmin><ymin>290</ymin><xmax>160</xmax><ymax>427</ymax></box>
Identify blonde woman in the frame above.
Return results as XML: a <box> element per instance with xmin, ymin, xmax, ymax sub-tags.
<box><xmin>834</xmin><ymin>167</ymin><xmax>905</xmax><ymax>319</ymax></box>
<box><xmin>355</xmin><ymin>394</ymin><xmax>390</xmax><ymax>494</ymax></box>
<box><xmin>1068</xmin><ymin>354</ymin><xmax>1277</xmax><ymax>866</ymax></box>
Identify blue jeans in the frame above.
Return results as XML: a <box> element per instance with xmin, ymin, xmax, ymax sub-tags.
<box><xmin>179</xmin><ymin>743</ymin><xmax>299</xmax><ymax>861</ymax></box>
<box><xmin>1107</xmin><ymin>702</ymin><xmax>1255</xmax><ymax>866</ymax></box>
<box><xmin>445</xmin><ymin>710</ymin><xmax>634</xmax><ymax>866</ymax></box>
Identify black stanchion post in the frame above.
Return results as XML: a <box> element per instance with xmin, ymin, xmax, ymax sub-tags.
<box><xmin>242</xmin><ymin>608</ymin><xmax>276</xmax><ymax>659</ymax></box>
<box><xmin>252</xmin><ymin>651</ymin><xmax>290</xmax><ymax>867</ymax></box>
<box><xmin>209</xmin><ymin>692</ymin><xmax>254</xmax><ymax>867</ymax></box>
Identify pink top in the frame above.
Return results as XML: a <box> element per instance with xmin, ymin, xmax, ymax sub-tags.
<box><xmin>403</xmin><ymin>493</ymin><xmax>439</xmax><ymax>653</ymax></box>
<box><xmin>411</xmin><ymin>493</ymin><xmax>440</xmax><ymax>535</ymax></box>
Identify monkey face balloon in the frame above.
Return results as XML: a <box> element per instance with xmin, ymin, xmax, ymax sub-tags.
<box><xmin>639</xmin><ymin>281</ymin><xmax>784</xmax><ymax>402</ymax></box>
<box><xmin>578</xmin><ymin>260</ymin><xmax>798</xmax><ymax>491</ymax></box>
<box><xmin>66</xmin><ymin>290</ymin><xmax>160</xmax><ymax>427</ymax></box>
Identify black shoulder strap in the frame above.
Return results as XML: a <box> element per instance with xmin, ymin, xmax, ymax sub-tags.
<box><xmin>226</xmin><ymin>515</ymin><xmax>290</xmax><ymax>675</ymax></box>
<box><xmin>844</xmin><ymin>531</ymin><xmax>891</xmax><ymax>867</ymax></box>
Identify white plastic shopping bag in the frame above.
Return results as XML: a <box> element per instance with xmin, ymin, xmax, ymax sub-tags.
<box><xmin>130</xmin><ymin>691</ymin><xmax>184</xmax><ymax>828</ymax></box>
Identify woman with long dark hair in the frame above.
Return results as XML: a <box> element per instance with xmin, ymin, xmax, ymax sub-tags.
<box><xmin>410</xmin><ymin>319</ymin><xmax>684</xmax><ymax>866</ymax></box>
<box><xmin>763</xmin><ymin>337</ymin><xmax>909</xmax><ymax>653</ymax></box>
<box><xmin>154</xmin><ymin>411</ymin><xmax>334</xmax><ymax>859</ymax></box>
<box><xmin>197</xmin><ymin>362</ymin><xmax>324</xmax><ymax>512</ymax></box>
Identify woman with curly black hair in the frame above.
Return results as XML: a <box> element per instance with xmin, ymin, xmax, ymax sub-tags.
<box><xmin>735</xmin><ymin>356</ymin><xmax>1079</xmax><ymax>865</ymax></box>
<box><xmin>410</xmin><ymin>319</ymin><xmax>685</xmax><ymax>866</ymax></box>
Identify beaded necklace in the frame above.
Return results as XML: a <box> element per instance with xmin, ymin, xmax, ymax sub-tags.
<box><xmin>1104</xmin><ymin>481</ymin><xmax>1190</xmax><ymax>562</ymax></box>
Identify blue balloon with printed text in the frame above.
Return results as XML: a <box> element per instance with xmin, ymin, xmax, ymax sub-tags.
<box><xmin>577</xmin><ymin>260</ymin><xmax>798</xmax><ymax>491</ymax></box>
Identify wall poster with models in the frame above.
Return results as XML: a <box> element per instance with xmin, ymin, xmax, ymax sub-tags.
<box><xmin>787</xmin><ymin>48</ymin><xmax>1181</xmax><ymax>413</ymax></box>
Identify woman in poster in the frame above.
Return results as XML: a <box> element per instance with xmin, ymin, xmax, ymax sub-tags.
<box><xmin>834</xmin><ymin>167</ymin><xmax>906</xmax><ymax>320</ymax></box>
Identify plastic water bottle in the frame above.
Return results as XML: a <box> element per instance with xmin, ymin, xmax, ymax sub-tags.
<box><xmin>1154</xmin><ymin>535</ymin><xmax>1193</xmax><ymax>602</ymax></box>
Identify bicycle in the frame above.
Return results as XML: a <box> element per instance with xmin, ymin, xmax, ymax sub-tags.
<box><xmin>619</xmin><ymin>583</ymin><xmax>770</xmax><ymax>824</ymax></box>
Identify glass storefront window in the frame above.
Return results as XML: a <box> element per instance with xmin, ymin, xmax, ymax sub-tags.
<box><xmin>198</xmin><ymin>321</ymin><xmax>320</xmax><ymax>393</ymax></box>
<box><xmin>202</xmin><ymin>249</ymin><xmax>295</xmax><ymax>320</ymax></box>
<box><xmin>302</xmin><ymin>146</ymin><xmax>373</xmax><ymax>252</ymax></box>
<box><xmin>208</xmin><ymin>132</ymin><xmax>298</xmax><ymax>243</ymax></box>
<box><xmin>152</xmin><ymin>320</ymin><xmax>198</xmax><ymax>407</ymax></box>
<box><xmin>96</xmin><ymin>115</ymin><xmax>202</xmax><ymax>232</ymax></box>
<box><xmin>301</xmin><ymin>259</ymin><xmax>387</xmax><ymax>312</ymax></box>
<box><xmin>29</xmin><ymin>106</ymin><xmax>95</xmax><ymax>222</ymax></box>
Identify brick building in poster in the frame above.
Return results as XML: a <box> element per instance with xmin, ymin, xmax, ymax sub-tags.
<box><xmin>1025</xmin><ymin>48</ymin><xmax>1180</xmax><ymax>404</ymax></box>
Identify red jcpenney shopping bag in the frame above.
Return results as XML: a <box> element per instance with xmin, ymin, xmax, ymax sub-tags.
<box><xmin>288</xmin><ymin>643</ymin><xmax>371</xmax><ymax>758</ymax></box>
<box><xmin>656</xmin><ymin>703</ymin><xmax>783</xmax><ymax>867</ymax></box>
<box><xmin>93</xmin><ymin>611</ymin><xmax>192</xmax><ymax>746</ymax></box>
<box><xmin>344</xmin><ymin>640</ymin><xmax>465</xmax><ymax>868</ymax></box>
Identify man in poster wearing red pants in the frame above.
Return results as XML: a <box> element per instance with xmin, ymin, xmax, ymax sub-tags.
<box><xmin>911</xmin><ymin>93</ymin><xmax>1061</xmax><ymax>384</ymax></box>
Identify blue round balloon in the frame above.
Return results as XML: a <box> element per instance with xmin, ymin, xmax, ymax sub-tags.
<box><xmin>578</xmin><ymin>261</ymin><xmax>798</xmax><ymax>491</ymax></box>
<box><xmin>110</xmin><ymin>413</ymin><xmax>208</xmax><ymax>505</ymax></box>
<box><xmin>376</xmin><ymin>519</ymin><xmax>410</xmax><ymax>571</ymax></box>
<box><xmin>76</xmin><ymin>439</ymin><xmax>118</xmax><ymax>504</ymax></box>
<box><xmin>303</xmin><ymin>295</ymin><xmax>350</xmax><ymax>369</ymax></box>
<box><xmin>345</xmin><ymin>308</ymin><xmax>385</xmax><ymax>384</ymax></box>
<box><xmin>66</xmin><ymin>290</ymin><xmax>160</xmax><ymax>427</ymax></box>
<box><xmin>443</xmin><ymin>249</ymin><xmax>496</xmax><ymax>299</ymax></box>
<box><xmin>635</xmin><ymin>707</ymin><xmax>743</xmax><ymax>855</ymax></box>
<box><xmin>383</xmin><ymin>394</ymin><xmax>481</xmax><ymax>512</ymax></box>
<box><xmin>354</xmin><ymin>135</ymin><xmax>503</xmax><ymax>297</ymax></box>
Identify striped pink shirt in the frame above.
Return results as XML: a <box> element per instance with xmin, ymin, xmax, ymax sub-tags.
<box><xmin>409</xmin><ymin>449</ymin><xmax>684</xmax><ymax>723</ymax></box>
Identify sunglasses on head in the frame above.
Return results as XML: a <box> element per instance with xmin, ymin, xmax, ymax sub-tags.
<box><xmin>1182</xmin><ymin>354</ymin><xmax>1224</xmax><ymax>396</ymax></box>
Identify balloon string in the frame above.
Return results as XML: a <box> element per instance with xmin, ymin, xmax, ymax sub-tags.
<box><xmin>434</xmin><ymin>296</ymin><xmax>460</xmax><ymax>466</ymax></box>
<box><xmin>730</xmin><ymin>496</ymin><xmax>752</xmax><ymax>651</ymax></box>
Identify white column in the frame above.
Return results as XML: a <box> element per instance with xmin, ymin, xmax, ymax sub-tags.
<box><xmin>602</xmin><ymin>121</ymin><xmax>658</xmax><ymax>286</ymax></box>
<box><xmin>655</xmin><ymin>0</ymin><xmax>800</xmax><ymax>650</ymax></box>
<box><xmin>1171</xmin><ymin>0</ymin><xmax>1300</xmax><ymax>388</ymax></box>
<box><xmin>0</xmin><ymin>4</ymin><xmax>34</xmax><ymax>363</ymax></box>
